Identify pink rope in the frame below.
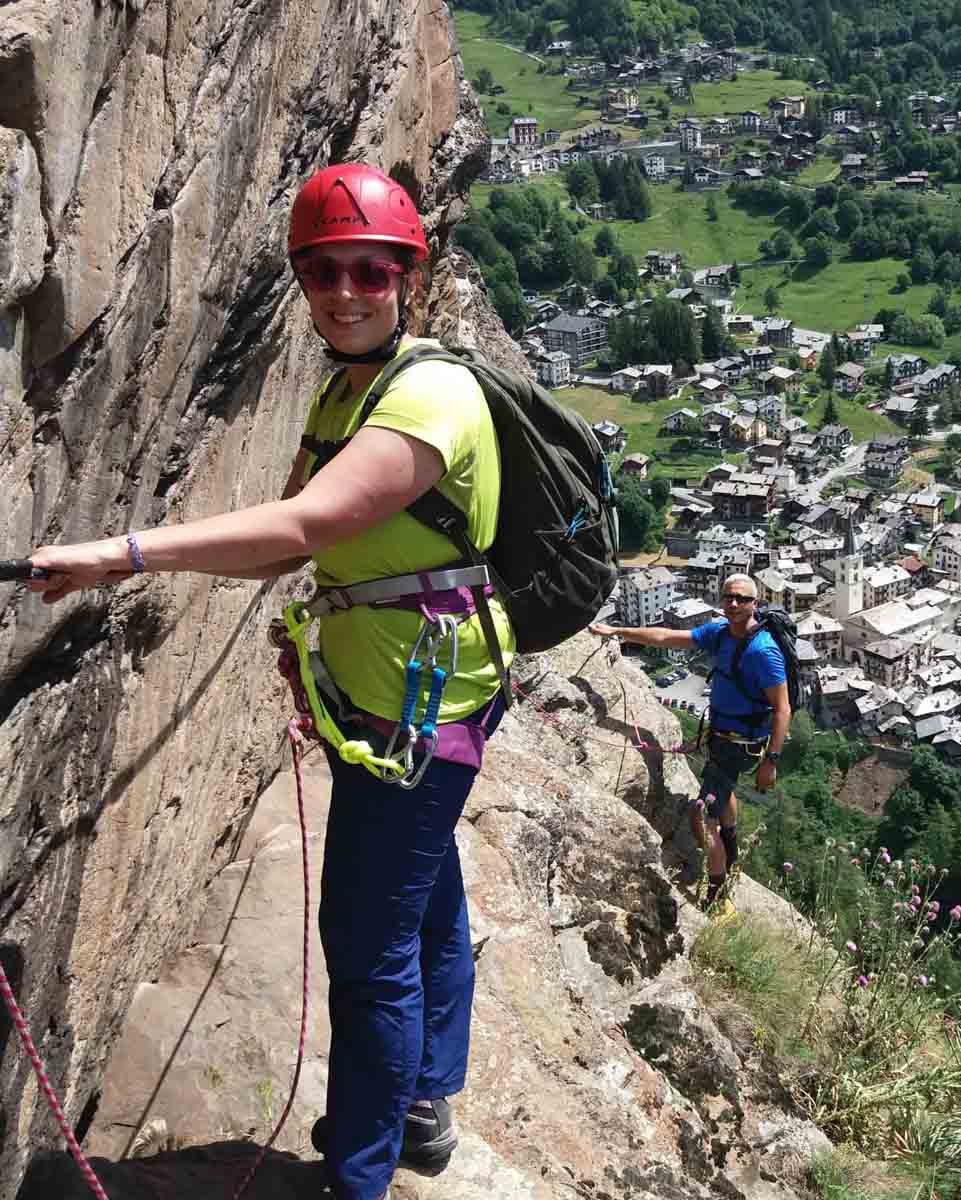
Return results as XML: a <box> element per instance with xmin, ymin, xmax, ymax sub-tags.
<box><xmin>2</xmin><ymin>715</ymin><xmax>314</xmax><ymax>1200</ymax></box>
<box><xmin>0</xmin><ymin>964</ymin><xmax>111</xmax><ymax>1200</ymax></box>
<box><xmin>232</xmin><ymin>717</ymin><xmax>313</xmax><ymax>1200</ymax></box>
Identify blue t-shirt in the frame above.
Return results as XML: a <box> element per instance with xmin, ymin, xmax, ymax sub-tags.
<box><xmin>690</xmin><ymin>620</ymin><xmax>787</xmax><ymax>736</ymax></box>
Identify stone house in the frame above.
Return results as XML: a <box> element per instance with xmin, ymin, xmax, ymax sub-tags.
<box><xmin>760</xmin><ymin>318</ymin><xmax>794</xmax><ymax>349</ymax></box>
<box><xmin>741</xmin><ymin>345</ymin><xmax>775</xmax><ymax>373</ymax></box>
<box><xmin>886</xmin><ymin>353</ymin><xmax>926</xmax><ymax>380</ymax></box>
<box><xmin>836</xmin><ymin>362</ymin><xmax>865</xmax><ymax>394</ymax></box>
<box><xmin>591</xmin><ymin>421</ymin><xmax>628</xmax><ymax>454</ymax></box>
<box><xmin>662</xmin><ymin>408</ymin><xmax>700</xmax><ymax>433</ymax></box>
<box><xmin>537</xmin><ymin>350</ymin><xmax>571</xmax><ymax>388</ymax></box>
<box><xmin>795</xmin><ymin>612</ymin><xmax>843</xmax><ymax>660</ymax></box>
<box><xmin>915</xmin><ymin>362</ymin><xmax>959</xmax><ymax>396</ymax></box>
<box><xmin>759</xmin><ymin>365</ymin><xmax>800</xmax><ymax>393</ymax></box>
<box><xmin>934</xmin><ymin>534</ymin><xmax>961</xmax><ymax>580</ymax></box>
<box><xmin>816</xmin><ymin>424</ymin><xmax>853</xmax><ymax>452</ymax></box>
<box><xmin>907</xmin><ymin>489</ymin><xmax>944</xmax><ymax>528</ymax></box>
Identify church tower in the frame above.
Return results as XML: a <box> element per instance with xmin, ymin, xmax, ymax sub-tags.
<box><xmin>834</xmin><ymin>513</ymin><xmax>864</xmax><ymax>621</ymax></box>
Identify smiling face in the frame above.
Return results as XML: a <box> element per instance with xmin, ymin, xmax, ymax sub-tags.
<box><xmin>294</xmin><ymin>240</ymin><xmax>410</xmax><ymax>356</ymax></box>
<box><xmin>720</xmin><ymin>579</ymin><xmax>757</xmax><ymax>632</ymax></box>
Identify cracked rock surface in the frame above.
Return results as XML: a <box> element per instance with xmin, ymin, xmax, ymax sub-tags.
<box><xmin>46</xmin><ymin>637</ymin><xmax>822</xmax><ymax>1200</ymax></box>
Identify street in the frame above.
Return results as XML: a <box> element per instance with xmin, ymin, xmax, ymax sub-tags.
<box><xmin>806</xmin><ymin>442</ymin><xmax>868</xmax><ymax>498</ymax></box>
<box><xmin>655</xmin><ymin>669</ymin><xmax>710</xmax><ymax>715</ymax></box>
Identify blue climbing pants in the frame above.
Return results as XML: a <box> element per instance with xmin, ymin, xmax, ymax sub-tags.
<box><xmin>319</xmin><ymin>700</ymin><xmax>502</xmax><ymax>1199</ymax></box>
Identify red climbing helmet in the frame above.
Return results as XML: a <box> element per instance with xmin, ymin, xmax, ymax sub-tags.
<box><xmin>288</xmin><ymin>164</ymin><xmax>429</xmax><ymax>261</ymax></box>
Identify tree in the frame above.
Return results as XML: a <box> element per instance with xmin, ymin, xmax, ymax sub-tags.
<box><xmin>821</xmin><ymin>392</ymin><xmax>840</xmax><ymax>426</ymax></box>
<box><xmin>616</xmin><ymin>474</ymin><xmax>663</xmax><ymax>549</ymax></box>
<box><xmin>705</xmin><ymin>194</ymin><xmax>719</xmax><ymax>222</ymax></box>
<box><xmin>701</xmin><ymin>304</ymin><xmax>732</xmax><ymax>360</ymax></box>
<box><xmin>610</xmin><ymin>251</ymin><xmax>639</xmax><ymax>294</ymax></box>
<box><xmin>836</xmin><ymin>198</ymin><xmax>862</xmax><ymax>238</ymax></box>
<box><xmin>909</xmin><ymin>406</ymin><xmax>931</xmax><ymax>439</ymax></box>
<box><xmin>804</xmin><ymin>235</ymin><xmax>832</xmax><ymax>268</ymax></box>
<box><xmin>764</xmin><ymin>285</ymin><xmax>781</xmax><ymax>313</ymax></box>
<box><xmin>771</xmin><ymin>229</ymin><xmax>795</xmax><ymax>259</ymax></box>
<box><xmin>594</xmin><ymin>227</ymin><xmax>617</xmax><ymax>257</ymax></box>
<box><xmin>570</xmin><ymin>239</ymin><xmax>597</xmax><ymax>286</ymax></box>
<box><xmin>474</xmin><ymin>68</ymin><xmax>494</xmax><ymax>94</ymax></box>
<box><xmin>910</xmin><ymin>247</ymin><xmax>936</xmax><ymax>285</ymax></box>
<box><xmin>649</xmin><ymin>476</ymin><xmax>671</xmax><ymax>507</ymax></box>
<box><xmin>895</xmin><ymin>272</ymin><xmax>912</xmax><ymax>293</ymax></box>
<box><xmin>818</xmin><ymin>341</ymin><xmax>837</xmax><ymax>390</ymax></box>
<box><xmin>945</xmin><ymin>431</ymin><xmax>961</xmax><ymax>453</ymax></box>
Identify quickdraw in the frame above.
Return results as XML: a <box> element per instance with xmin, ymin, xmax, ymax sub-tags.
<box><xmin>383</xmin><ymin>613</ymin><xmax>459</xmax><ymax>789</ymax></box>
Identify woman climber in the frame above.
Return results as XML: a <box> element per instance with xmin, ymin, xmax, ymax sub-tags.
<box><xmin>28</xmin><ymin>163</ymin><xmax>515</xmax><ymax>1200</ymax></box>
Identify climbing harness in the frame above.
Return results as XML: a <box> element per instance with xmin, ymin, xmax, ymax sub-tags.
<box><xmin>272</xmin><ymin>564</ymin><xmax>491</xmax><ymax>789</ymax></box>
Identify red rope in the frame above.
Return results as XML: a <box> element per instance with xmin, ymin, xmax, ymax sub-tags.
<box><xmin>2</xmin><ymin>717</ymin><xmax>314</xmax><ymax>1200</ymax></box>
<box><xmin>510</xmin><ymin>678</ymin><xmax>699</xmax><ymax>757</ymax></box>
<box><xmin>0</xmin><ymin>966</ymin><xmax>112</xmax><ymax>1199</ymax></box>
<box><xmin>232</xmin><ymin>717</ymin><xmax>313</xmax><ymax>1199</ymax></box>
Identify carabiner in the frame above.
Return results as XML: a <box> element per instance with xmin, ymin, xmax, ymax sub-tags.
<box><xmin>398</xmin><ymin>729</ymin><xmax>439</xmax><ymax>790</ymax></box>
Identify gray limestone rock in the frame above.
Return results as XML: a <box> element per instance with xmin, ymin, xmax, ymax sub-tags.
<box><xmin>0</xmin><ymin>129</ymin><xmax>45</xmax><ymax>311</ymax></box>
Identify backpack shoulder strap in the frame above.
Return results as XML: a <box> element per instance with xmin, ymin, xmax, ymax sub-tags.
<box><xmin>729</xmin><ymin>623</ymin><xmax>768</xmax><ymax>706</ymax></box>
<box><xmin>356</xmin><ymin>346</ymin><xmax>475</xmax><ymax>426</ymax></box>
<box><xmin>353</xmin><ymin>345</ymin><xmax>514</xmax><ymax>708</ymax></box>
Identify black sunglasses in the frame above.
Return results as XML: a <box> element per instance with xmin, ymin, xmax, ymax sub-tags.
<box><xmin>722</xmin><ymin>593</ymin><xmax>755</xmax><ymax>605</ymax></box>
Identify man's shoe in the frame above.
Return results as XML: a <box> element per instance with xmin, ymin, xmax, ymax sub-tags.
<box><xmin>310</xmin><ymin>1098</ymin><xmax>457</xmax><ymax>1168</ymax></box>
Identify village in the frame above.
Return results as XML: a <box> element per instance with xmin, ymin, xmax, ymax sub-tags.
<box><xmin>458</xmin><ymin>27</ymin><xmax>961</xmax><ymax>762</ymax></box>
<box><xmin>602</xmin><ymin>411</ymin><xmax>961</xmax><ymax>758</ymax></box>
<box><xmin>482</xmin><ymin>45</ymin><xmax>954</xmax><ymax>194</ymax></box>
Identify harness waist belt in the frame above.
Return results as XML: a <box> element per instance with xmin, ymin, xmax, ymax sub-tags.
<box><xmin>306</xmin><ymin>565</ymin><xmax>492</xmax><ymax>618</ymax></box>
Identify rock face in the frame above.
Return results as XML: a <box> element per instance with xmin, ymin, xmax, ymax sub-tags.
<box><xmin>17</xmin><ymin>637</ymin><xmax>820</xmax><ymax>1200</ymax></box>
<box><xmin>0</xmin><ymin>0</ymin><xmax>488</xmax><ymax>1190</ymax></box>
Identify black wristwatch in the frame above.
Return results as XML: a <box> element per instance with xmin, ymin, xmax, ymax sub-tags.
<box><xmin>765</xmin><ymin>750</ymin><xmax>782</xmax><ymax>763</ymax></box>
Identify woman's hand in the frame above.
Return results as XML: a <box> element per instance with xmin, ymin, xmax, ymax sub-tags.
<box><xmin>28</xmin><ymin>538</ymin><xmax>131</xmax><ymax>604</ymax></box>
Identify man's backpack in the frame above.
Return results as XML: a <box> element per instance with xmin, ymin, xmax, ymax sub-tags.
<box><xmin>301</xmin><ymin>344</ymin><xmax>619</xmax><ymax>692</ymax></box>
<box><xmin>727</xmin><ymin>606</ymin><xmax>806</xmax><ymax>715</ymax></box>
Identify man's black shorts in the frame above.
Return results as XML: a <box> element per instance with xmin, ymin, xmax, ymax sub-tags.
<box><xmin>697</xmin><ymin>732</ymin><xmax>767</xmax><ymax>818</ymax></box>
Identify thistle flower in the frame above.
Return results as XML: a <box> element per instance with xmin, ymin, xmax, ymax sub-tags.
<box><xmin>950</xmin><ymin>905</ymin><xmax>961</xmax><ymax>922</ymax></box>
<box><xmin>857</xmin><ymin>975</ymin><xmax>869</xmax><ymax>987</ymax></box>
<box><xmin>881</xmin><ymin>852</ymin><xmax>891</xmax><ymax>865</ymax></box>
<box><xmin>845</xmin><ymin>941</ymin><xmax>858</xmax><ymax>953</ymax></box>
<box><xmin>851</xmin><ymin>857</ymin><xmax>860</xmax><ymax>866</ymax></box>
<box><xmin>916</xmin><ymin>974</ymin><xmax>929</xmax><ymax>988</ymax></box>
<box><xmin>783</xmin><ymin>862</ymin><xmax>794</xmax><ymax>873</ymax></box>
<box><xmin>694</xmin><ymin>797</ymin><xmax>705</xmax><ymax>811</ymax></box>
<box><xmin>884</xmin><ymin>879</ymin><xmax>895</xmax><ymax>888</ymax></box>
<box><xmin>929</xmin><ymin>901</ymin><xmax>940</xmax><ymax>915</ymax></box>
<box><xmin>879</xmin><ymin>847</ymin><xmax>888</xmax><ymax>855</ymax></box>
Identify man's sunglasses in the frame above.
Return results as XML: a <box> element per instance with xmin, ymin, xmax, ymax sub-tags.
<box><xmin>722</xmin><ymin>593</ymin><xmax>755</xmax><ymax>605</ymax></box>
<box><xmin>294</xmin><ymin>254</ymin><xmax>406</xmax><ymax>296</ymax></box>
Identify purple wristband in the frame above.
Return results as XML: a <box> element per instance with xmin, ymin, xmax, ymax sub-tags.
<box><xmin>126</xmin><ymin>533</ymin><xmax>145</xmax><ymax>574</ymax></box>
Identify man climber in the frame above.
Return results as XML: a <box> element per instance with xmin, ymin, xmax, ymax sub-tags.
<box><xmin>590</xmin><ymin>573</ymin><xmax>789</xmax><ymax>907</ymax></box>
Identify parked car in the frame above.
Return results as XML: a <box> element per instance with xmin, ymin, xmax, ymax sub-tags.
<box><xmin>675</xmin><ymin>668</ymin><xmax>689</xmax><ymax>679</ymax></box>
<box><xmin>656</xmin><ymin>677</ymin><xmax>670</xmax><ymax>688</ymax></box>
<box><xmin>679</xmin><ymin>700</ymin><xmax>688</xmax><ymax>710</ymax></box>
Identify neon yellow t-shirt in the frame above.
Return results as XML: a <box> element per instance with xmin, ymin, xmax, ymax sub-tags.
<box><xmin>300</xmin><ymin>339</ymin><xmax>515</xmax><ymax>722</ymax></box>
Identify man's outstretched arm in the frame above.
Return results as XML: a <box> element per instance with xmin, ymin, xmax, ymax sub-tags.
<box><xmin>589</xmin><ymin>622</ymin><xmax>695</xmax><ymax>650</ymax></box>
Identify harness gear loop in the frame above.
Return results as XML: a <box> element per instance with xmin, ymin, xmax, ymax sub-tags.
<box><xmin>279</xmin><ymin>602</ymin><xmax>405</xmax><ymax>778</ymax></box>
